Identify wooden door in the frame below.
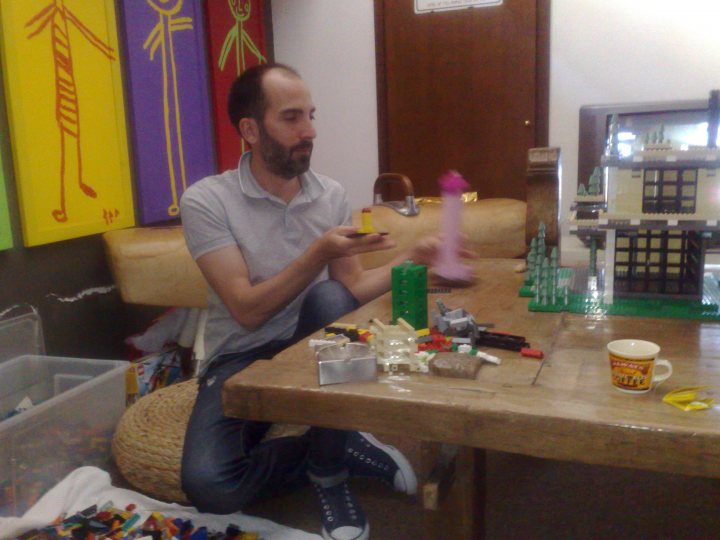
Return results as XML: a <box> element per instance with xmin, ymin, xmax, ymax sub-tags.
<box><xmin>375</xmin><ymin>0</ymin><xmax>549</xmax><ymax>199</ymax></box>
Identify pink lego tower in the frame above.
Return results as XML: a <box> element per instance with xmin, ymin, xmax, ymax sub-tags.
<box><xmin>434</xmin><ymin>170</ymin><xmax>473</xmax><ymax>284</ymax></box>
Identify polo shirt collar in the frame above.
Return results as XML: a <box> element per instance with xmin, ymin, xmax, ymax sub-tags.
<box><xmin>237</xmin><ymin>151</ymin><xmax>325</xmax><ymax>202</ymax></box>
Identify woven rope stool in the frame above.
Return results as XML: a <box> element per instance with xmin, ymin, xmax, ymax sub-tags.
<box><xmin>113</xmin><ymin>378</ymin><xmax>198</xmax><ymax>504</ymax></box>
<box><xmin>112</xmin><ymin>378</ymin><xmax>310</xmax><ymax>504</ymax></box>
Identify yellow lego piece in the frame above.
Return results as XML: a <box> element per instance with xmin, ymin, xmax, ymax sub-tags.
<box><xmin>358</xmin><ymin>207</ymin><xmax>377</xmax><ymax>233</ymax></box>
<box><xmin>662</xmin><ymin>386</ymin><xmax>715</xmax><ymax>411</ymax></box>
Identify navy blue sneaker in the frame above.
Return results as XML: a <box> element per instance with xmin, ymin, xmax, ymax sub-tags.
<box><xmin>345</xmin><ymin>432</ymin><xmax>417</xmax><ymax>495</ymax></box>
<box><xmin>309</xmin><ymin>471</ymin><xmax>369</xmax><ymax>540</ymax></box>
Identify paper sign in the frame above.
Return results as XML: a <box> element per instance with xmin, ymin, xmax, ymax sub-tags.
<box><xmin>415</xmin><ymin>0</ymin><xmax>502</xmax><ymax>13</ymax></box>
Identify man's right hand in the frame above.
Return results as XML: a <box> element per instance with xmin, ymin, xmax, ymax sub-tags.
<box><xmin>315</xmin><ymin>226</ymin><xmax>396</xmax><ymax>260</ymax></box>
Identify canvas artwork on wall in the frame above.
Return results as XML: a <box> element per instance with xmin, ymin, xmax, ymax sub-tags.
<box><xmin>206</xmin><ymin>0</ymin><xmax>269</xmax><ymax>173</ymax></box>
<box><xmin>0</xmin><ymin>151</ymin><xmax>12</xmax><ymax>251</ymax></box>
<box><xmin>0</xmin><ymin>0</ymin><xmax>135</xmax><ymax>247</ymax></box>
<box><xmin>119</xmin><ymin>0</ymin><xmax>216</xmax><ymax>225</ymax></box>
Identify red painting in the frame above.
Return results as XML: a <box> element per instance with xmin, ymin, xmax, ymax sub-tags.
<box><xmin>205</xmin><ymin>0</ymin><xmax>269</xmax><ymax>173</ymax></box>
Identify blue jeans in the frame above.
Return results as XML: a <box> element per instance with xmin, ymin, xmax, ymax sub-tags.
<box><xmin>181</xmin><ymin>280</ymin><xmax>359</xmax><ymax>514</ymax></box>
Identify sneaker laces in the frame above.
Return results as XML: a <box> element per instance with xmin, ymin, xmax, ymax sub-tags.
<box><xmin>309</xmin><ymin>472</ymin><xmax>369</xmax><ymax>540</ymax></box>
<box><xmin>345</xmin><ymin>432</ymin><xmax>417</xmax><ymax>495</ymax></box>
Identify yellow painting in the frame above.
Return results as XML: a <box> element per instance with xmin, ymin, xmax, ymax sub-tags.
<box><xmin>0</xmin><ymin>0</ymin><xmax>134</xmax><ymax>246</ymax></box>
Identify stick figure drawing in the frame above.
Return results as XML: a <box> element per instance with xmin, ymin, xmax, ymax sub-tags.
<box><xmin>143</xmin><ymin>0</ymin><xmax>193</xmax><ymax>217</ymax></box>
<box><xmin>218</xmin><ymin>0</ymin><xmax>266</xmax><ymax>154</ymax></box>
<box><xmin>218</xmin><ymin>0</ymin><xmax>266</xmax><ymax>74</ymax></box>
<box><xmin>25</xmin><ymin>0</ymin><xmax>115</xmax><ymax>223</ymax></box>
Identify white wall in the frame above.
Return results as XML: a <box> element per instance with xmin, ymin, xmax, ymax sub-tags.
<box><xmin>271</xmin><ymin>0</ymin><xmax>378</xmax><ymax>208</ymax></box>
<box><xmin>272</xmin><ymin>0</ymin><xmax>720</xmax><ymax>237</ymax></box>
<box><xmin>550</xmin><ymin>0</ymin><xmax>720</xmax><ymax>258</ymax></box>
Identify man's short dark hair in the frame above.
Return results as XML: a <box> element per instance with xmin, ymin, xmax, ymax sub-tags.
<box><xmin>227</xmin><ymin>63</ymin><xmax>301</xmax><ymax>133</ymax></box>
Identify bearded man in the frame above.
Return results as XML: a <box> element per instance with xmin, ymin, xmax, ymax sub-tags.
<box><xmin>180</xmin><ymin>63</ymin><xmax>439</xmax><ymax>540</ymax></box>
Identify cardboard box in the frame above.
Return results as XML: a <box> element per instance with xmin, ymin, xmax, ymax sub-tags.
<box><xmin>125</xmin><ymin>348</ymin><xmax>183</xmax><ymax>405</ymax></box>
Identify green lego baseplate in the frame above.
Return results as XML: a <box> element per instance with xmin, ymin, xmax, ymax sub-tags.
<box><xmin>520</xmin><ymin>268</ymin><xmax>720</xmax><ymax>320</ymax></box>
<box><xmin>522</xmin><ymin>221</ymin><xmax>720</xmax><ymax>320</ymax></box>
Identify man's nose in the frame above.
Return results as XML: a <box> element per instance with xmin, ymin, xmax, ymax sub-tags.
<box><xmin>300</xmin><ymin>118</ymin><xmax>316</xmax><ymax>140</ymax></box>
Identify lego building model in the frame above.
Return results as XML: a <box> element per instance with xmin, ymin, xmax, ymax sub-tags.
<box><xmin>369</xmin><ymin>317</ymin><xmax>419</xmax><ymax>373</ymax></box>
<box><xmin>526</xmin><ymin>90</ymin><xmax>720</xmax><ymax>320</ymax></box>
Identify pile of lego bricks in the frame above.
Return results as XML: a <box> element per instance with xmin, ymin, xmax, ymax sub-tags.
<box><xmin>16</xmin><ymin>503</ymin><xmax>258</xmax><ymax>540</ymax></box>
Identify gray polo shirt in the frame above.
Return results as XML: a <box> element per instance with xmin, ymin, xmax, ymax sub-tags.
<box><xmin>180</xmin><ymin>152</ymin><xmax>351</xmax><ymax>372</ymax></box>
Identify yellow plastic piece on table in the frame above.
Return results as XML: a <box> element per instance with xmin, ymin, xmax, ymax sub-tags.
<box><xmin>662</xmin><ymin>386</ymin><xmax>715</xmax><ymax>411</ymax></box>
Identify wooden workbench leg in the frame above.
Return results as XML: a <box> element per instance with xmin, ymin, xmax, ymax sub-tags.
<box><xmin>420</xmin><ymin>442</ymin><xmax>486</xmax><ymax>540</ymax></box>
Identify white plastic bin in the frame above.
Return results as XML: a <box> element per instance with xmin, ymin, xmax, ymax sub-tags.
<box><xmin>0</xmin><ymin>355</ymin><xmax>126</xmax><ymax>516</ymax></box>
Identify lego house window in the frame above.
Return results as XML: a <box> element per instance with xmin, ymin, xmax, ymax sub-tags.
<box><xmin>642</xmin><ymin>168</ymin><xmax>697</xmax><ymax>214</ymax></box>
<box><xmin>614</xmin><ymin>230</ymin><xmax>703</xmax><ymax>296</ymax></box>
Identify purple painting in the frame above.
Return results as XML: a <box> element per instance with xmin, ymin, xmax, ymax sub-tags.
<box><xmin>120</xmin><ymin>0</ymin><xmax>215</xmax><ymax>224</ymax></box>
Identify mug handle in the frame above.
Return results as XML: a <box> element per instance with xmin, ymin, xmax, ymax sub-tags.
<box><xmin>652</xmin><ymin>358</ymin><xmax>673</xmax><ymax>386</ymax></box>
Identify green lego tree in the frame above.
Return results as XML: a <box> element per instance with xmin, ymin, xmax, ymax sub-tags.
<box><xmin>534</xmin><ymin>249</ymin><xmax>543</xmax><ymax>292</ymax></box>
<box><xmin>540</xmin><ymin>257</ymin><xmax>549</xmax><ymax>305</ymax></box>
<box><xmin>588</xmin><ymin>167</ymin><xmax>602</xmax><ymax>195</ymax></box>
<box><xmin>550</xmin><ymin>247</ymin><xmax>558</xmax><ymax>303</ymax></box>
<box><xmin>527</xmin><ymin>238</ymin><xmax>537</xmax><ymax>285</ymax></box>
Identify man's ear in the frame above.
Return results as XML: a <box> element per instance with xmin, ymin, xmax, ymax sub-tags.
<box><xmin>238</xmin><ymin>117</ymin><xmax>259</xmax><ymax>145</ymax></box>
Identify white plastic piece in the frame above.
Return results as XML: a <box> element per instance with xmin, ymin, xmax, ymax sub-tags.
<box><xmin>475</xmin><ymin>351</ymin><xmax>501</xmax><ymax>365</ymax></box>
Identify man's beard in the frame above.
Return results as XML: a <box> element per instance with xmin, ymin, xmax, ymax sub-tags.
<box><xmin>258</xmin><ymin>123</ymin><xmax>313</xmax><ymax>179</ymax></box>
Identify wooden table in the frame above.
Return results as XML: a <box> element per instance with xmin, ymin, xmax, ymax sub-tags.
<box><xmin>224</xmin><ymin>259</ymin><xmax>720</xmax><ymax>538</ymax></box>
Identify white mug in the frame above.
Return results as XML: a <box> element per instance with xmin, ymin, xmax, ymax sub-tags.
<box><xmin>607</xmin><ymin>339</ymin><xmax>672</xmax><ymax>394</ymax></box>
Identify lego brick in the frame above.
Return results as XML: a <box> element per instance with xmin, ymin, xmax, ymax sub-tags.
<box><xmin>378</xmin><ymin>362</ymin><xmax>412</xmax><ymax>374</ymax></box>
<box><xmin>429</xmin><ymin>353</ymin><xmax>481</xmax><ymax>379</ymax></box>
<box><xmin>370</xmin><ymin>318</ymin><xmax>417</xmax><ymax>364</ymax></box>
<box><xmin>521</xmin><ymin>347</ymin><xmax>544</xmax><ymax>359</ymax></box>
<box><xmin>391</xmin><ymin>261</ymin><xmax>428</xmax><ymax>330</ymax></box>
<box><xmin>474</xmin><ymin>330</ymin><xmax>529</xmax><ymax>351</ymax></box>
